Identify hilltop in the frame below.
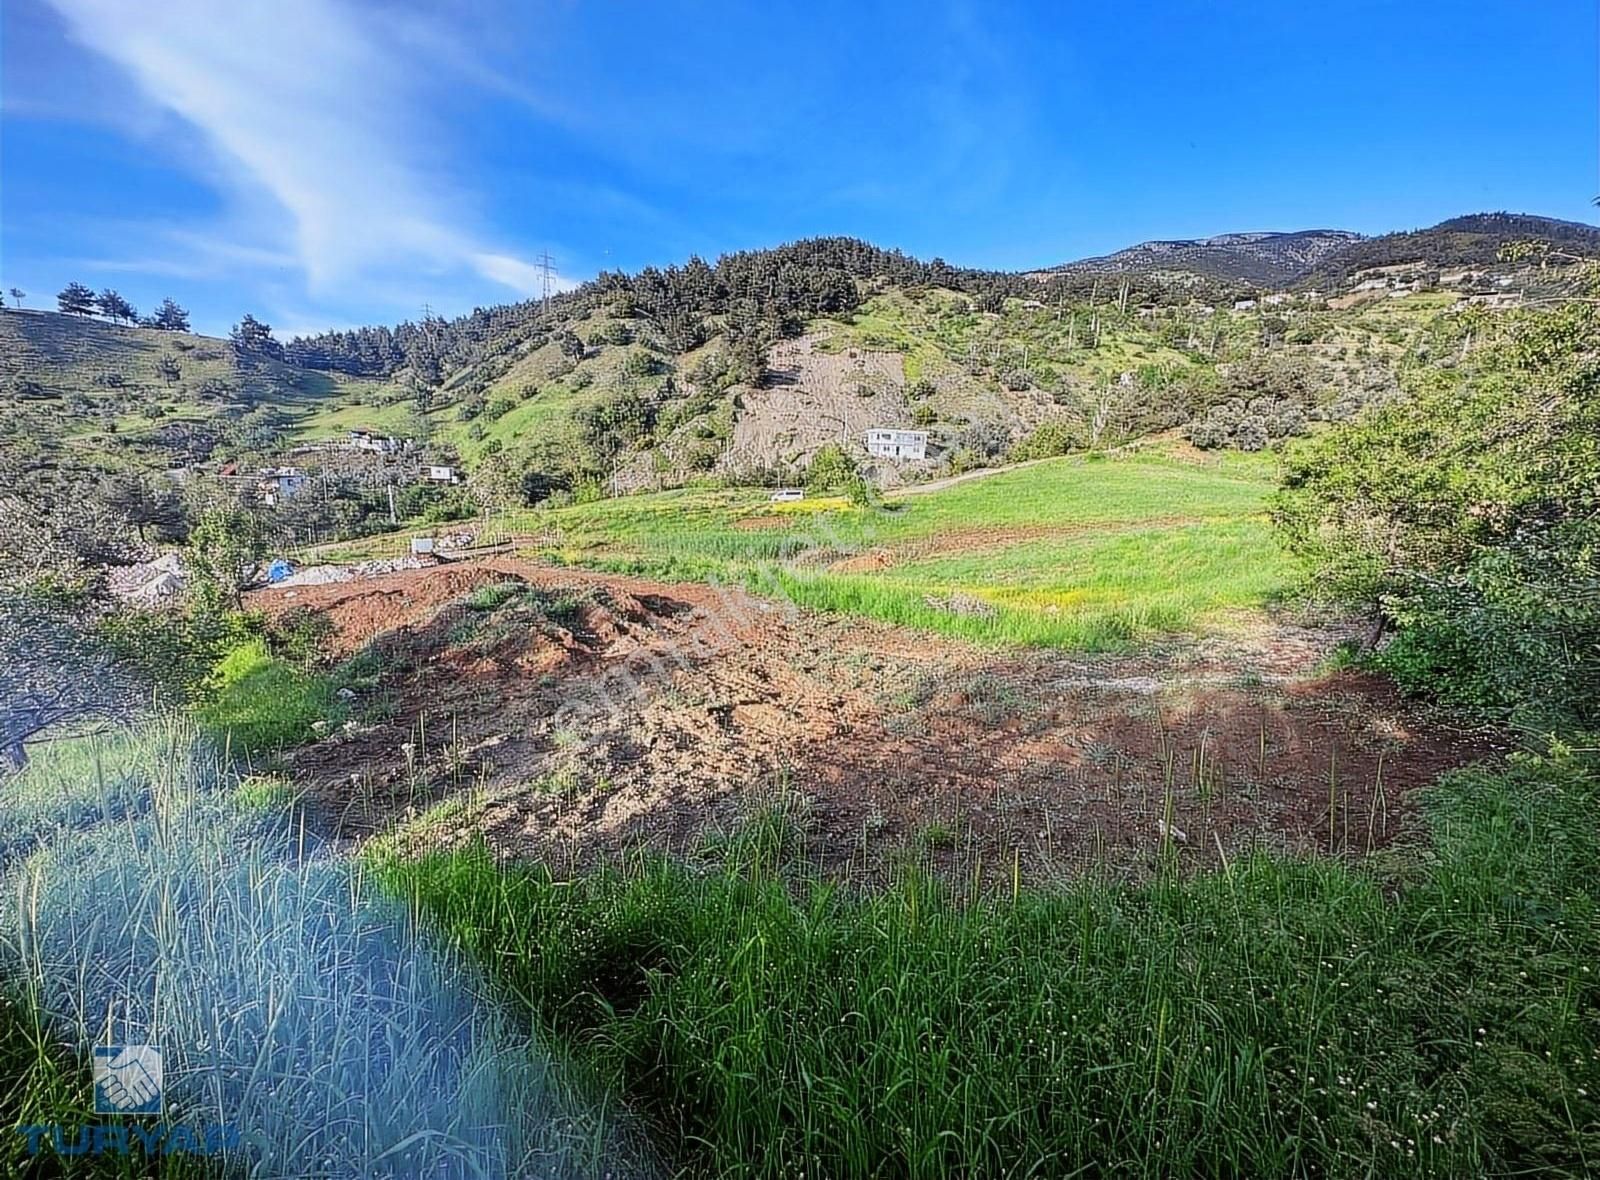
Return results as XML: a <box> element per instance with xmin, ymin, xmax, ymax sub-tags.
<box><xmin>1297</xmin><ymin>212</ymin><xmax>1600</xmax><ymax>286</ymax></box>
<box><xmin>1044</xmin><ymin>229</ymin><xmax>1362</xmax><ymax>287</ymax></box>
<box><xmin>1044</xmin><ymin>212</ymin><xmax>1600</xmax><ymax>290</ymax></box>
<box><xmin>0</xmin><ymin>309</ymin><xmax>384</xmax><ymax>476</ymax></box>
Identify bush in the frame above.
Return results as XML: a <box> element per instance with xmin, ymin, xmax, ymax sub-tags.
<box><xmin>805</xmin><ymin>443</ymin><xmax>859</xmax><ymax>493</ymax></box>
<box><xmin>1274</xmin><ymin>278</ymin><xmax>1600</xmax><ymax>726</ymax></box>
<box><xmin>1375</xmin><ymin>523</ymin><xmax>1600</xmax><ymax>726</ymax></box>
<box><xmin>1009</xmin><ymin>421</ymin><xmax>1077</xmax><ymax>462</ymax></box>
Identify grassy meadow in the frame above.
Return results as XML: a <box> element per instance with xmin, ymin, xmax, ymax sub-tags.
<box><xmin>525</xmin><ymin>447</ymin><xmax>1294</xmax><ymax>647</ymax></box>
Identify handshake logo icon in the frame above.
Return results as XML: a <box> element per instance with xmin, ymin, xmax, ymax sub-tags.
<box><xmin>93</xmin><ymin>1045</ymin><xmax>163</xmax><ymax>1115</ymax></box>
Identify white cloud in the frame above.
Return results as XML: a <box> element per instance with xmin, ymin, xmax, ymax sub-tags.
<box><xmin>44</xmin><ymin>0</ymin><xmax>563</xmax><ymax>301</ymax></box>
<box><xmin>470</xmin><ymin>251</ymin><xmax>575</xmax><ymax>297</ymax></box>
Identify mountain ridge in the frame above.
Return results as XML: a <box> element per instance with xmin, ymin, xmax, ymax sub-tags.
<box><xmin>1043</xmin><ymin>212</ymin><xmax>1600</xmax><ymax>289</ymax></box>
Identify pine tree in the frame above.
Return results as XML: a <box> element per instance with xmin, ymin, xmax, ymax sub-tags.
<box><xmin>152</xmin><ymin>297</ymin><xmax>191</xmax><ymax>332</ymax></box>
<box><xmin>96</xmin><ymin>289</ymin><xmax>137</xmax><ymax>324</ymax></box>
<box><xmin>57</xmin><ymin>282</ymin><xmax>96</xmax><ymax>316</ymax></box>
<box><xmin>230</xmin><ymin>313</ymin><xmax>283</xmax><ymax>368</ymax></box>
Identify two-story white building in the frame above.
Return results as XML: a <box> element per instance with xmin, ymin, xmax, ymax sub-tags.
<box><xmin>865</xmin><ymin>429</ymin><xmax>928</xmax><ymax>461</ymax></box>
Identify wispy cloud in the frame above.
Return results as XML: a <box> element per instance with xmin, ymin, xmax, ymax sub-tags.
<box><xmin>44</xmin><ymin>0</ymin><xmax>571</xmax><ymax>302</ymax></box>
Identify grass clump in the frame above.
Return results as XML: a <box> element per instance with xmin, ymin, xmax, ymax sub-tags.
<box><xmin>379</xmin><ymin>750</ymin><xmax>1600</xmax><ymax>1179</ymax></box>
<box><xmin>195</xmin><ymin>638</ymin><xmax>342</xmax><ymax>757</ymax></box>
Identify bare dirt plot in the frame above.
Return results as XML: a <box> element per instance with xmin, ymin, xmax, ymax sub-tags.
<box><xmin>250</xmin><ymin>560</ymin><xmax>1501</xmax><ymax>885</ymax></box>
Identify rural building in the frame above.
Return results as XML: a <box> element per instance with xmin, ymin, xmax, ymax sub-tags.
<box><xmin>347</xmin><ymin>430</ymin><xmax>404</xmax><ymax>455</ymax></box>
<box><xmin>257</xmin><ymin>467</ymin><xmax>309</xmax><ymax>506</ymax></box>
<box><xmin>1233</xmin><ymin>299</ymin><xmax>1257</xmax><ymax>311</ymax></box>
<box><xmin>865</xmin><ymin>428</ymin><xmax>928</xmax><ymax>461</ymax></box>
<box><xmin>424</xmin><ymin>465</ymin><xmax>460</xmax><ymax>484</ymax></box>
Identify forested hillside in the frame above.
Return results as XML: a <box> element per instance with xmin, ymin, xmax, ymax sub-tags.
<box><xmin>5</xmin><ymin>211</ymin><xmax>1597</xmax><ymax>567</ymax></box>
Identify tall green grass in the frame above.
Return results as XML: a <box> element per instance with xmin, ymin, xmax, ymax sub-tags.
<box><xmin>379</xmin><ymin>751</ymin><xmax>1600</xmax><ymax>1179</ymax></box>
<box><xmin>194</xmin><ymin>638</ymin><xmax>342</xmax><ymax>757</ymax></box>
<box><xmin>0</xmin><ymin>723</ymin><xmax>640</xmax><ymax>1178</ymax></box>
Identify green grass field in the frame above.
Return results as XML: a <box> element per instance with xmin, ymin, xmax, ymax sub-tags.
<box><xmin>527</xmin><ymin>448</ymin><xmax>1294</xmax><ymax>647</ymax></box>
<box><xmin>378</xmin><ymin>748</ymin><xmax>1600</xmax><ymax>1179</ymax></box>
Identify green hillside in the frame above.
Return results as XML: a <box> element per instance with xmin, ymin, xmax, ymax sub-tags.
<box><xmin>2</xmin><ymin>218</ymin><xmax>1571</xmax><ymax>510</ymax></box>
<box><xmin>0</xmin><ymin>310</ymin><xmax>394</xmax><ymax>475</ymax></box>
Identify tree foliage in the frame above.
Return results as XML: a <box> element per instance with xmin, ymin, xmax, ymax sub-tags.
<box><xmin>0</xmin><ymin>588</ymin><xmax>139</xmax><ymax>769</ymax></box>
<box><xmin>151</xmin><ymin>297</ymin><xmax>192</xmax><ymax>332</ymax></box>
<box><xmin>96</xmin><ymin>289</ymin><xmax>137</xmax><ymax>325</ymax></box>
<box><xmin>1274</xmin><ymin>280</ymin><xmax>1600</xmax><ymax>724</ymax></box>
<box><xmin>230</xmin><ymin>314</ymin><xmax>284</xmax><ymax>369</ymax></box>
<box><xmin>56</xmin><ymin>282</ymin><xmax>96</xmax><ymax>316</ymax></box>
<box><xmin>186</xmin><ymin>506</ymin><xmax>268</xmax><ymax>611</ymax></box>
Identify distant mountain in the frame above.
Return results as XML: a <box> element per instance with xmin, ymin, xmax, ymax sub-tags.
<box><xmin>1295</xmin><ymin>213</ymin><xmax>1600</xmax><ymax>287</ymax></box>
<box><xmin>1047</xmin><ymin>213</ymin><xmax>1600</xmax><ymax>290</ymax></box>
<box><xmin>1044</xmin><ymin>230</ymin><xmax>1362</xmax><ymax>288</ymax></box>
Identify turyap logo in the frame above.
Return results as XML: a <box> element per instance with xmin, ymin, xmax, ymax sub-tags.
<box><xmin>16</xmin><ymin>1041</ymin><xmax>239</xmax><ymax>1158</ymax></box>
<box><xmin>93</xmin><ymin>1044</ymin><xmax>163</xmax><ymax>1114</ymax></box>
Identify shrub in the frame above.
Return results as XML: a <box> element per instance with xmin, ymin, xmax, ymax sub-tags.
<box><xmin>805</xmin><ymin>443</ymin><xmax>859</xmax><ymax>493</ymax></box>
<box><xmin>1009</xmin><ymin>421</ymin><xmax>1077</xmax><ymax>461</ymax></box>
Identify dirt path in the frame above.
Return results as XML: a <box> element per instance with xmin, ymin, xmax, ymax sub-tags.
<box><xmin>251</xmin><ymin>560</ymin><xmax>1500</xmax><ymax>885</ymax></box>
<box><xmin>886</xmin><ymin>455</ymin><xmax>1059</xmax><ymax>497</ymax></box>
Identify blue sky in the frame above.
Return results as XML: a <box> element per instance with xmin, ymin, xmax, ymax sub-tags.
<box><xmin>2</xmin><ymin>0</ymin><xmax>1594</xmax><ymax>337</ymax></box>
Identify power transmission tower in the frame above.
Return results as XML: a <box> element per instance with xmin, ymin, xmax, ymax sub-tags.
<box><xmin>538</xmin><ymin>250</ymin><xmax>554</xmax><ymax>316</ymax></box>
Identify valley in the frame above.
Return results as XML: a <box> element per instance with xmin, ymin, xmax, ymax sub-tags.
<box><xmin>1</xmin><ymin>215</ymin><xmax>1596</xmax><ymax>1179</ymax></box>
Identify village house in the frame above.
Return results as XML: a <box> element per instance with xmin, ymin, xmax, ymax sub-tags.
<box><xmin>866</xmin><ymin>428</ymin><xmax>929</xmax><ymax>461</ymax></box>
<box><xmin>347</xmin><ymin>429</ymin><xmax>405</xmax><ymax>455</ymax></box>
<box><xmin>1233</xmin><ymin>298</ymin><xmax>1257</xmax><ymax>311</ymax></box>
<box><xmin>257</xmin><ymin>467</ymin><xmax>309</xmax><ymax>507</ymax></box>
<box><xmin>424</xmin><ymin>465</ymin><xmax>460</xmax><ymax>484</ymax></box>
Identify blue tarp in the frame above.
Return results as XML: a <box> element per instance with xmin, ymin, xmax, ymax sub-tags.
<box><xmin>265</xmin><ymin>558</ymin><xmax>293</xmax><ymax>584</ymax></box>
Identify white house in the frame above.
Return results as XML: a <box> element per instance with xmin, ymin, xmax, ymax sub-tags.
<box><xmin>257</xmin><ymin>467</ymin><xmax>309</xmax><ymax>506</ymax></box>
<box><xmin>865</xmin><ymin>428</ymin><xmax>928</xmax><ymax>461</ymax></box>
<box><xmin>348</xmin><ymin>429</ymin><xmax>404</xmax><ymax>455</ymax></box>
<box><xmin>424</xmin><ymin>465</ymin><xmax>459</xmax><ymax>484</ymax></box>
<box><xmin>1233</xmin><ymin>299</ymin><xmax>1257</xmax><ymax>311</ymax></box>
